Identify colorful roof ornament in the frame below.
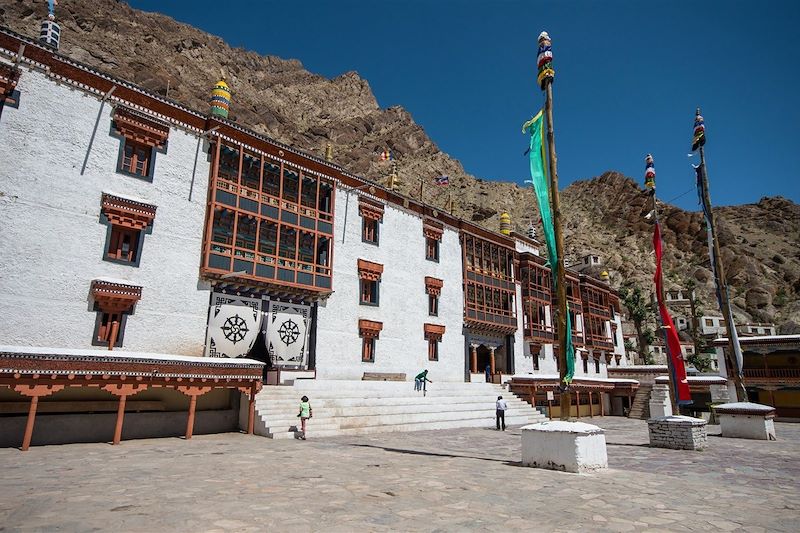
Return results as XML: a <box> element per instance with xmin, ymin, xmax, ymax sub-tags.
<box><xmin>644</xmin><ymin>153</ymin><xmax>656</xmax><ymax>190</ymax></box>
<box><xmin>210</xmin><ymin>78</ymin><xmax>231</xmax><ymax>119</ymax></box>
<box><xmin>536</xmin><ymin>31</ymin><xmax>554</xmax><ymax>90</ymax></box>
<box><xmin>691</xmin><ymin>108</ymin><xmax>706</xmax><ymax>151</ymax></box>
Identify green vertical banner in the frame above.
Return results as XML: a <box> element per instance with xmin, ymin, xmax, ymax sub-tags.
<box><xmin>523</xmin><ymin>110</ymin><xmax>574</xmax><ymax>383</ymax></box>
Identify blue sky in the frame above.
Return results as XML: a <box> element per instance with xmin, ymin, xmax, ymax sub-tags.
<box><xmin>128</xmin><ymin>0</ymin><xmax>799</xmax><ymax>210</ymax></box>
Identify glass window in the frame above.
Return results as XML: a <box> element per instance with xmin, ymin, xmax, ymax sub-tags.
<box><xmin>298</xmin><ymin>231</ymin><xmax>315</xmax><ymax>263</ymax></box>
<box><xmin>120</xmin><ymin>140</ymin><xmax>151</xmax><ymax>177</ymax></box>
<box><xmin>211</xmin><ymin>209</ymin><xmax>235</xmax><ymax>245</ymax></box>
<box><xmin>107</xmin><ymin>227</ymin><xmax>140</xmax><ymax>263</ymax></box>
<box><xmin>262</xmin><ymin>161</ymin><xmax>280</xmax><ymax>198</ymax></box>
<box><xmin>258</xmin><ymin>220</ymin><xmax>277</xmax><ymax>256</ymax></box>
<box><xmin>235</xmin><ymin>216</ymin><xmax>257</xmax><ymax>250</ymax></box>
<box><xmin>218</xmin><ymin>145</ymin><xmax>239</xmax><ymax>182</ymax></box>
<box><xmin>279</xmin><ymin>226</ymin><xmax>297</xmax><ymax>259</ymax></box>
<box><xmin>282</xmin><ymin>168</ymin><xmax>299</xmax><ymax>204</ymax></box>
<box><xmin>316</xmin><ymin>236</ymin><xmax>329</xmax><ymax>266</ymax></box>
<box><xmin>301</xmin><ymin>175</ymin><xmax>318</xmax><ymax>209</ymax></box>
<box><xmin>241</xmin><ymin>152</ymin><xmax>260</xmax><ymax>190</ymax></box>
<box><xmin>318</xmin><ymin>182</ymin><xmax>333</xmax><ymax>213</ymax></box>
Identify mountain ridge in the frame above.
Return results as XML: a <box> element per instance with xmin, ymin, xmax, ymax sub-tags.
<box><xmin>2</xmin><ymin>0</ymin><xmax>797</xmax><ymax>330</ymax></box>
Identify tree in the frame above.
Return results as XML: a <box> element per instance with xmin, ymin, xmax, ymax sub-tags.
<box><xmin>619</xmin><ymin>284</ymin><xmax>657</xmax><ymax>365</ymax></box>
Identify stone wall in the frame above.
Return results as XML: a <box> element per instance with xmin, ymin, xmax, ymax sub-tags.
<box><xmin>647</xmin><ymin>415</ymin><xmax>708</xmax><ymax>450</ymax></box>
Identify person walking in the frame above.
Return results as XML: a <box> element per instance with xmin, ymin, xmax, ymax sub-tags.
<box><xmin>297</xmin><ymin>395</ymin><xmax>312</xmax><ymax>440</ymax></box>
<box><xmin>485</xmin><ymin>363</ymin><xmax>492</xmax><ymax>383</ymax></box>
<box><xmin>496</xmin><ymin>395</ymin><xmax>508</xmax><ymax>431</ymax></box>
<box><xmin>414</xmin><ymin>370</ymin><xmax>432</xmax><ymax>395</ymax></box>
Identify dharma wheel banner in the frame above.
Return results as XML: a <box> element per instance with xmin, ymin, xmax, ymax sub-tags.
<box><xmin>523</xmin><ymin>109</ymin><xmax>575</xmax><ymax>383</ymax></box>
<box><xmin>205</xmin><ymin>293</ymin><xmax>262</xmax><ymax>358</ymax></box>
<box><xmin>266</xmin><ymin>301</ymin><xmax>310</xmax><ymax>366</ymax></box>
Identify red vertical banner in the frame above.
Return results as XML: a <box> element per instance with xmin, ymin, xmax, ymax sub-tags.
<box><xmin>653</xmin><ymin>223</ymin><xmax>693</xmax><ymax>404</ymax></box>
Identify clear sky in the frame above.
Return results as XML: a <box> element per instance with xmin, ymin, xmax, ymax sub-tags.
<box><xmin>127</xmin><ymin>0</ymin><xmax>799</xmax><ymax>210</ymax></box>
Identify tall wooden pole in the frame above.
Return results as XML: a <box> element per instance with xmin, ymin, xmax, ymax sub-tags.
<box><xmin>543</xmin><ymin>76</ymin><xmax>570</xmax><ymax>421</ymax></box>
<box><xmin>698</xmin><ymin>140</ymin><xmax>746</xmax><ymax>401</ymax></box>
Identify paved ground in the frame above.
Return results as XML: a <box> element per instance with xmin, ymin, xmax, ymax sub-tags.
<box><xmin>1</xmin><ymin>418</ymin><xmax>798</xmax><ymax>532</ymax></box>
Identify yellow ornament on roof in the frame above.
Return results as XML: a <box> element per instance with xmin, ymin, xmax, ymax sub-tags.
<box><xmin>210</xmin><ymin>78</ymin><xmax>231</xmax><ymax>119</ymax></box>
<box><xmin>600</xmin><ymin>270</ymin><xmax>609</xmax><ymax>281</ymax></box>
<box><xmin>499</xmin><ymin>211</ymin><xmax>512</xmax><ymax>235</ymax></box>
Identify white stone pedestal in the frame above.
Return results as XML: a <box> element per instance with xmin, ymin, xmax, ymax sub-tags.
<box><xmin>713</xmin><ymin>402</ymin><xmax>777</xmax><ymax>440</ymax></box>
<box><xmin>649</xmin><ymin>383</ymin><xmax>673</xmax><ymax>418</ymax></box>
<box><xmin>521</xmin><ymin>421</ymin><xmax>608</xmax><ymax>473</ymax></box>
<box><xmin>648</xmin><ymin>415</ymin><xmax>707</xmax><ymax>450</ymax></box>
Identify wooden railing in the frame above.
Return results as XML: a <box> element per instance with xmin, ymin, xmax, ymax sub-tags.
<box><xmin>743</xmin><ymin>368</ymin><xmax>800</xmax><ymax>379</ymax></box>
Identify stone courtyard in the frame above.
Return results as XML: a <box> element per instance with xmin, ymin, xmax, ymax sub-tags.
<box><xmin>1</xmin><ymin>418</ymin><xmax>798</xmax><ymax>532</ymax></box>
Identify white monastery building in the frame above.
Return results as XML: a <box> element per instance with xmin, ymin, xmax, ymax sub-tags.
<box><xmin>0</xmin><ymin>23</ymin><xmax>634</xmax><ymax>444</ymax></box>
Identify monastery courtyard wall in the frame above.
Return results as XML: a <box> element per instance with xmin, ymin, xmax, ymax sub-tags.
<box><xmin>1</xmin><ymin>417</ymin><xmax>797</xmax><ymax>531</ymax></box>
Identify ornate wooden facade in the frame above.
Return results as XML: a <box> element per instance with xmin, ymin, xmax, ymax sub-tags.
<box><xmin>202</xmin><ymin>140</ymin><xmax>335</xmax><ymax>294</ymax></box>
<box><xmin>461</xmin><ymin>231</ymin><xmax>517</xmax><ymax>334</ymax></box>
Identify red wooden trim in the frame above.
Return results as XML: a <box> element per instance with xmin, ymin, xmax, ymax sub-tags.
<box><xmin>358</xmin><ymin>319</ymin><xmax>383</xmax><ymax>338</ymax></box>
<box><xmin>424</xmin><ymin>323</ymin><xmax>446</xmax><ymax>340</ymax></box>
<box><xmin>357</xmin><ymin>259</ymin><xmax>384</xmax><ymax>281</ymax></box>
<box><xmin>424</xmin><ymin>276</ymin><xmax>443</xmax><ymax>296</ymax></box>
<box><xmin>113</xmin><ymin>106</ymin><xmax>170</xmax><ymax>147</ymax></box>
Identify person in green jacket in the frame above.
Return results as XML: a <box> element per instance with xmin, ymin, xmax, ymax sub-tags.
<box><xmin>414</xmin><ymin>370</ymin><xmax>432</xmax><ymax>394</ymax></box>
<box><xmin>297</xmin><ymin>395</ymin><xmax>312</xmax><ymax>440</ymax></box>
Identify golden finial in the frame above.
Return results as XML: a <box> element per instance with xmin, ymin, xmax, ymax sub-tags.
<box><xmin>325</xmin><ymin>142</ymin><xmax>333</xmax><ymax>162</ymax></box>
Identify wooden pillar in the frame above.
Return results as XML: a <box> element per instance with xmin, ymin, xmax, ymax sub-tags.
<box><xmin>178</xmin><ymin>386</ymin><xmax>213</xmax><ymax>440</ymax></box>
<box><xmin>548</xmin><ymin>398</ymin><xmax>553</xmax><ymax>420</ymax></box>
<box><xmin>470</xmin><ymin>345</ymin><xmax>478</xmax><ymax>374</ymax></box>
<box><xmin>489</xmin><ymin>347</ymin><xmax>496</xmax><ymax>376</ymax></box>
<box><xmin>588</xmin><ymin>391</ymin><xmax>593</xmax><ymax>418</ymax></box>
<box><xmin>14</xmin><ymin>384</ymin><xmax>65</xmax><ymax>452</ymax></box>
<box><xmin>108</xmin><ymin>319</ymin><xmax>120</xmax><ymax>351</ymax></box>
<box><xmin>22</xmin><ymin>396</ymin><xmax>39</xmax><ymax>452</ymax></box>
<box><xmin>600</xmin><ymin>393</ymin><xmax>605</xmax><ymax>416</ymax></box>
<box><xmin>113</xmin><ymin>395</ymin><xmax>127</xmax><ymax>445</ymax></box>
<box><xmin>186</xmin><ymin>395</ymin><xmax>198</xmax><ymax>439</ymax></box>
<box><xmin>103</xmin><ymin>384</ymin><xmax>147</xmax><ymax>446</ymax></box>
<box><xmin>575</xmin><ymin>390</ymin><xmax>580</xmax><ymax>418</ymax></box>
<box><xmin>768</xmin><ymin>387</ymin><xmax>776</xmax><ymax>407</ymax></box>
<box><xmin>248</xmin><ymin>383</ymin><xmax>257</xmax><ymax>435</ymax></box>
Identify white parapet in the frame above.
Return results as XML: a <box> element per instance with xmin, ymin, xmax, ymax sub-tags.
<box><xmin>713</xmin><ymin>402</ymin><xmax>777</xmax><ymax>441</ymax></box>
<box><xmin>647</xmin><ymin>415</ymin><xmax>707</xmax><ymax>450</ymax></box>
<box><xmin>520</xmin><ymin>421</ymin><xmax>608</xmax><ymax>474</ymax></box>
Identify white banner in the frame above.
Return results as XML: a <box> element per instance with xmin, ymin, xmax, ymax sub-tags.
<box><xmin>205</xmin><ymin>293</ymin><xmax>262</xmax><ymax>358</ymax></box>
<box><xmin>266</xmin><ymin>301</ymin><xmax>310</xmax><ymax>366</ymax></box>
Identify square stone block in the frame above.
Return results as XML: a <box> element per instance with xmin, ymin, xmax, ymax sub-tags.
<box><xmin>521</xmin><ymin>421</ymin><xmax>608</xmax><ymax>473</ymax></box>
<box><xmin>713</xmin><ymin>402</ymin><xmax>777</xmax><ymax>440</ymax></box>
<box><xmin>647</xmin><ymin>415</ymin><xmax>707</xmax><ymax>450</ymax></box>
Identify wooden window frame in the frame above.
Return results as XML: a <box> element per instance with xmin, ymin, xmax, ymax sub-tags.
<box><xmin>111</xmin><ymin>107</ymin><xmax>169</xmax><ymax>182</ymax></box>
<box><xmin>90</xmin><ymin>280</ymin><xmax>141</xmax><ymax>350</ymax></box>
<box><xmin>100</xmin><ymin>194</ymin><xmax>156</xmax><ymax>268</ymax></box>
<box><xmin>119</xmin><ymin>138</ymin><xmax>153</xmax><ymax>178</ymax></box>
<box><xmin>362</xmin><ymin>337</ymin><xmax>376</xmax><ymax>362</ymax></box>
<box><xmin>106</xmin><ymin>226</ymin><xmax>140</xmax><ymax>263</ymax></box>
<box><xmin>202</xmin><ymin>140</ymin><xmax>336</xmax><ymax>292</ymax></box>
<box><xmin>362</xmin><ymin>217</ymin><xmax>379</xmax><ymax>245</ymax></box>
<box><xmin>428</xmin><ymin>338</ymin><xmax>439</xmax><ymax>361</ymax></box>
<box><xmin>428</xmin><ymin>294</ymin><xmax>439</xmax><ymax>316</ymax></box>
<box><xmin>360</xmin><ymin>279</ymin><xmax>379</xmax><ymax>306</ymax></box>
<box><xmin>425</xmin><ymin>237</ymin><xmax>439</xmax><ymax>262</ymax></box>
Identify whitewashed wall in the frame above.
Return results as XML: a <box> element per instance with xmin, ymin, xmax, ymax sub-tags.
<box><xmin>0</xmin><ymin>67</ymin><xmax>211</xmax><ymax>355</ymax></box>
<box><xmin>316</xmin><ymin>189</ymin><xmax>465</xmax><ymax>381</ymax></box>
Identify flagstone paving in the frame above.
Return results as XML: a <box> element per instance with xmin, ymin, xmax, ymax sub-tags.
<box><xmin>1</xmin><ymin>417</ymin><xmax>798</xmax><ymax>532</ymax></box>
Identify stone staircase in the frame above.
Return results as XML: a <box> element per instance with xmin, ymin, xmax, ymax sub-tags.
<box><xmin>248</xmin><ymin>380</ymin><xmax>546</xmax><ymax>439</ymax></box>
<box><xmin>628</xmin><ymin>384</ymin><xmax>653</xmax><ymax>420</ymax></box>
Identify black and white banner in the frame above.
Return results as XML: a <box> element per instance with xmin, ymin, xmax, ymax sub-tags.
<box><xmin>265</xmin><ymin>301</ymin><xmax>310</xmax><ymax>366</ymax></box>
<box><xmin>205</xmin><ymin>293</ymin><xmax>262</xmax><ymax>358</ymax></box>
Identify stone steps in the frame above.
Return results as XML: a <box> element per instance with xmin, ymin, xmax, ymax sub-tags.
<box><xmin>250</xmin><ymin>381</ymin><xmax>545</xmax><ymax>439</ymax></box>
<box><xmin>628</xmin><ymin>384</ymin><xmax>653</xmax><ymax>420</ymax></box>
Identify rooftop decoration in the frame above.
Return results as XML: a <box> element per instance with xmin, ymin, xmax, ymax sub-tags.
<box><xmin>210</xmin><ymin>78</ymin><xmax>231</xmax><ymax>118</ymax></box>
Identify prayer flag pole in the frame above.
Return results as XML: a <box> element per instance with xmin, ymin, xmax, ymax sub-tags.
<box><xmin>537</xmin><ymin>32</ymin><xmax>571</xmax><ymax>420</ymax></box>
<box><xmin>693</xmin><ymin>109</ymin><xmax>746</xmax><ymax>401</ymax></box>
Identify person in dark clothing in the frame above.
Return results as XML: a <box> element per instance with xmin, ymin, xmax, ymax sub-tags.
<box><xmin>485</xmin><ymin>363</ymin><xmax>491</xmax><ymax>383</ymax></box>
<box><xmin>496</xmin><ymin>395</ymin><xmax>508</xmax><ymax>431</ymax></box>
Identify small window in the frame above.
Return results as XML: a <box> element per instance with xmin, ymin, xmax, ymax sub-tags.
<box><xmin>119</xmin><ymin>139</ymin><xmax>152</xmax><ymax>178</ymax></box>
<box><xmin>107</xmin><ymin>226</ymin><xmax>140</xmax><ymax>263</ymax></box>
<box><xmin>582</xmin><ymin>358</ymin><xmax>588</xmax><ymax>373</ymax></box>
<box><xmin>362</xmin><ymin>218</ymin><xmax>379</xmax><ymax>245</ymax></box>
<box><xmin>428</xmin><ymin>338</ymin><xmax>439</xmax><ymax>361</ymax></box>
<box><xmin>594</xmin><ymin>358</ymin><xmax>600</xmax><ymax>373</ymax></box>
<box><xmin>361</xmin><ymin>279</ymin><xmax>379</xmax><ymax>306</ymax></box>
<box><xmin>428</xmin><ymin>294</ymin><xmax>439</xmax><ymax>316</ymax></box>
<box><xmin>425</xmin><ymin>237</ymin><xmax>439</xmax><ymax>261</ymax></box>
<box><xmin>94</xmin><ymin>311</ymin><xmax>124</xmax><ymax>348</ymax></box>
<box><xmin>705</xmin><ymin>319</ymin><xmax>714</xmax><ymax>327</ymax></box>
<box><xmin>362</xmin><ymin>338</ymin><xmax>375</xmax><ymax>362</ymax></box>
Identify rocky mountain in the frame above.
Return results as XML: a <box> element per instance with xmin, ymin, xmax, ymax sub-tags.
<box><xmin>2</xmin><ymin>0</ymin><xmax>798</xmax><ymax>329</ymax></box>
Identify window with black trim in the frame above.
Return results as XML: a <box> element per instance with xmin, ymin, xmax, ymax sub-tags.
<box><xmin>361</xmin><ymin>279</ymin><xmax>379</xmax><ymax>306</ymax></box>
<box><xmin>594</xmin><ymin>357</ymin><xmax>601</xmax><ymax>373</ymax></box>
<box><xmin>582</xmin><ymin>357</ymin><xmax>588</xmax><ymax>373</ymax></box>
<box><xmin>426</xmin><ymin>237</ymin><xmax>439</xmax><ymax>261</ymax></box>
<box><xmin>107</xmin><ymin>226</ymin><xmax>140</xmax><ymax>263</ymax></box>
<box><xmin>119</xmin><ymin>139</ymin><xmax>152</xmax><ymax>177</ymax></box>
<box><xmin>428</xmin><ymin>338</ymin><xmax>439</xmax><ymax>361</ymax></box>
<box><xmin>94</xmin><ymin>311</ymin><xmax>124</xmax><ymax>348</ymax></box>
<box><xmin>362</xmin><ymin>337</ymin><xmax>376</xmax><ymax>362</ymax></box>
<box><xmin>362</xmin><ymin>217</ymin><xmax>379</xmax><ymax>245</ymax></box>
<box><xmin>428</xmin><ymin>294</ymin><xmax>438</xmax><ymax>316</ymax></box>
